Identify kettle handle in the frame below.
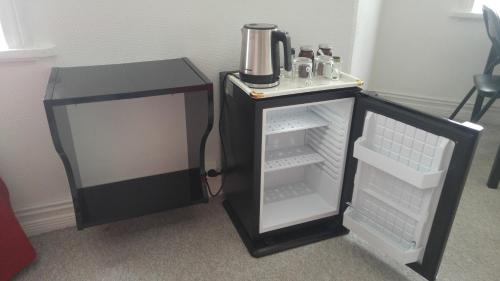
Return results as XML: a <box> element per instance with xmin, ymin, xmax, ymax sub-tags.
<box><xmin>271</xmin><ymin>30</ymin><xmax>292</xmax><ymax>81</ymax></box>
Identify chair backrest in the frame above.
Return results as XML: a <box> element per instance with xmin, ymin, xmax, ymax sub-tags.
<box><xmin>483</xmin><ymin>5</ymin><xmax>500</xmax><ymax>73</ymax></box>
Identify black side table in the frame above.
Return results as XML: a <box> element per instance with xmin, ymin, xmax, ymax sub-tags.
<box><xmin>44</xmin><ymin>58</ymin><xmax>213</xmax><ymax>229</ymax></box>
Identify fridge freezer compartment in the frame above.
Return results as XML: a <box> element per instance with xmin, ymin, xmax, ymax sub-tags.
<box><xmin>343</xmin><ymin>207</ymin><xmax>423</xmax><ymax>264</ymax></box>
<box><xmin>266</xmin><ymin>109</ymin><xmax>330</xmax><ymax>135</ymax></box>
<box><xmin>264</xmin><ymin>146</ymin><xmax>324</xmax><ymax>172</ymax></box>
<box><xmin>353</xmin><ymin>138</ymin><xmax>444</xmax><ymax>189</ymax></box>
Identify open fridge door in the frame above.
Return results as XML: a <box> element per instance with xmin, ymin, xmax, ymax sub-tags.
<box><xmin>341</xmin><ymin>93</ymin><xmax>482</xmax><ymax>281</ymax></box>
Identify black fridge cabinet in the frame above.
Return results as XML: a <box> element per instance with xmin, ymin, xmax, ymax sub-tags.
<box><xmin>220</xmin><ymin>72</ymin><xmax>481</xmax><ymax>281</ymax></box>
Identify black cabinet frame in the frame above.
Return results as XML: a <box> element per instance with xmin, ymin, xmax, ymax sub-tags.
<box><xmin>44</xmin><ymin>58</ymin><xmax>213</xmax><ymax>229</ymax></box>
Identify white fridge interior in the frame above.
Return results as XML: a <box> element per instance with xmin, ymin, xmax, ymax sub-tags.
<box><xmin>260</xmin><ymin>98</ymin><xmax>355</xmax><ymax>233</ymax></box>
<box><xmin>343</xmin><ymin>112</ymin><xmax>455</xmax><ymax>264</ymax></box>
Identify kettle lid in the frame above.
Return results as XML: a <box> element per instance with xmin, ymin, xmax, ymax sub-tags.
<box><xmin>243</xmin><ymin>23</ymin><xmax>277</xmax><ymax>30</ymax></box>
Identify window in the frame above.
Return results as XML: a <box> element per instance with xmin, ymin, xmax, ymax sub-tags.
<box><xmin>472</xmin><ymin>0</ymin><xmax>500</xmax><ymax>13</ymax></box>
<box><xmin>0</xmin><ymin>0</ymin><xmax>55</xmax><ymax>59</ymax></box>
<box><xmin>0</xmin><ymin>22</ymin><xmax>8</xmax><ymax>50</ymax></box>
<box><xmin>0</xmin><ymin>0</ymin><xmax>23</xmax><ymax>50</ymax></box>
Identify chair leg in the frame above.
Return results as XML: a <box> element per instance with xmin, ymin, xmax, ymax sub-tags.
<box><xmin>450</xmin><ymin>86</ymin><xmax>476</xmax><ymax>119</ymax></box>
<box><xmin>475</xmin><ymin>97</ymin><xmax>497</xmax><ymax>121</ymax></box>
<box><xmin>487</xmin><ymin>145</ymin><xmax>500</xmax><ymax>189</ymax></box>
<box><xmin>471</xmin><ymin>94</ymin><xmax>485</xmax><ymax>122</ymax></box>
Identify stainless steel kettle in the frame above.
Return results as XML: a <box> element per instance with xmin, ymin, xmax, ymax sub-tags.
<box><xmin>239</xmin><ymin>23</ymin><xmax>292</xmax><ymax>88</ymax></box>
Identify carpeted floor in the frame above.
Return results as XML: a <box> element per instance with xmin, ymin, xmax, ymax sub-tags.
<box><xmin>14</xmin><ymin>124</ymin><xmax>500</xmax><ymax>281</ymax></box>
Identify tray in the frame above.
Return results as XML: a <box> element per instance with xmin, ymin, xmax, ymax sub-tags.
<box><xmin>228</xmin><ymin>72</ymin><xmax>363</xmax><ymax>99</ymax></box>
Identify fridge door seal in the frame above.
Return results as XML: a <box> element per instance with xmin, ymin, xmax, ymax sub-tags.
<box><xmin>340</xmin><ymin>93</ymin><xmax>482</xmax><ymax>281</ymax></box>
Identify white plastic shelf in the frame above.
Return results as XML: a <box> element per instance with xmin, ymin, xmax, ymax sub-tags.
<box><xmin>264</xmin><ymin>146</ymin><xmax>324</xmax><ymax>172</ymax></box>
<box><xmin>343</xmin><ymin>207</ymin><xmax>422</xmax><ymax>264</ymax></box>
<box><xmin>266</xmin><ymin>110</ymin><xmax>330</xmax><ymax>135</ymax></box>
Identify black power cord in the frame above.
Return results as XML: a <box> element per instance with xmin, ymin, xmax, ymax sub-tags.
<box><xmin>202</xmin><ymin>72</ymin><xmax>234</xmax><ymax>197</ymax></box>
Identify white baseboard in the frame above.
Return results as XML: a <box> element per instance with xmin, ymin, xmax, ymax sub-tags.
<box><xmin>15</xmin><ymin>200</ymin><xmax>75</xmax><ymax>237</ymax></box>
<box><xmin>375</xmin><ymin>91</ymin><xmax>500</xmax><ymax>127</ymax></box>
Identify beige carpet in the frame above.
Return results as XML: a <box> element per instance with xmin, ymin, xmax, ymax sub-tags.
<box><xmin>14</xmin><ymin>124</ymin><xmax>500</xmax><ymax>281</ymax></box>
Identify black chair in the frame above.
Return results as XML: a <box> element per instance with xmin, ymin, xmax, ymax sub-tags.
<box><xmin>450</xmin><ymin>5</ymin><xmax>500</xmax><ymax>188</ymax></box>
<box><xmin>488</xmin><ymin>146</ymin><xmax>500</xmax><ymax>188</ymax></box>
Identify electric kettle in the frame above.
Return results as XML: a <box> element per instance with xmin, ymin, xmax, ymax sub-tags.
<box><xmin>239</xmin><ymin>23</ymin><xmax>292</xmax><ymax>88</ymax></box>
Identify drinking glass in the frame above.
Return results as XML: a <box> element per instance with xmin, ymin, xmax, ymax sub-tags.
<box><xmin>293</xmin><ymin>57</ymin><xmax>313</xmax><ymax>84</ymax></box>
<box><xmin>314</xmin><ymin>55</ymin><xmax>335</xmax><ymax>80</ymax></box>
<box><xmin>332</xmin><ymin>56</ymin><xmax>342</xmax><ymax>80</ymax></box>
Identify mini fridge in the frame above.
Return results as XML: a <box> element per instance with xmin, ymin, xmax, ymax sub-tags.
<box><xmin>220</xmin><ymin>72</ymin><xmax>482</xmax><ymax>281</ymax></box>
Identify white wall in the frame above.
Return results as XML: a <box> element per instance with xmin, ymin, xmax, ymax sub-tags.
<box><xmin>0</xmin><ymin>59</ymin><xmax>69</xmax><ymax>208</ymax></box>
<box><xmin>66</xmin><ymin>94</ymin><xmax>189</xmax><ymax>187</ymax></box>
<box><xmin>0</xmin><ymin>0</ymin><xmax>358</xmax><ymax>235</ymax></box>
<box><xmin>351</xmin><ymin>0</ymin><xmax>382</xmax><ymax>87</ymax></box>
<box><xmin>369</xmin><ymin>0</ymin><xmax>500</xmax><ymax>121</ymax></box>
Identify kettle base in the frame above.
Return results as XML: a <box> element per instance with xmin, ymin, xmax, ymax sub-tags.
<box><xmin>243</xmin><ymin>80</ymin><xmax>279</xmax><ymax>89</ymax></box>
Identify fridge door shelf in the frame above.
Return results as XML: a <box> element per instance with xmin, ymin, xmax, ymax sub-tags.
<box><xmin>343</xmin><ymin>207</ymin><xmax>423</xmax><ymax>265</ymax></box>
<box><xmin>361</xmin><ymin>112</ymin><xmax>452</xmax><ymax>171</ymax></box>
<box><xmin>266</xmin><ymin>110</ymin><xmax>330</xmax><ymax>135</ymax></box>
<box><xmin>264</xmin><ymin>146</ymin><xmax>324</xmax><ymax>172</ymax></box>
<box><xmin>353</xmin><ymin>138</ymin><xmax>444</xmax><ymax>189</ymax></box>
